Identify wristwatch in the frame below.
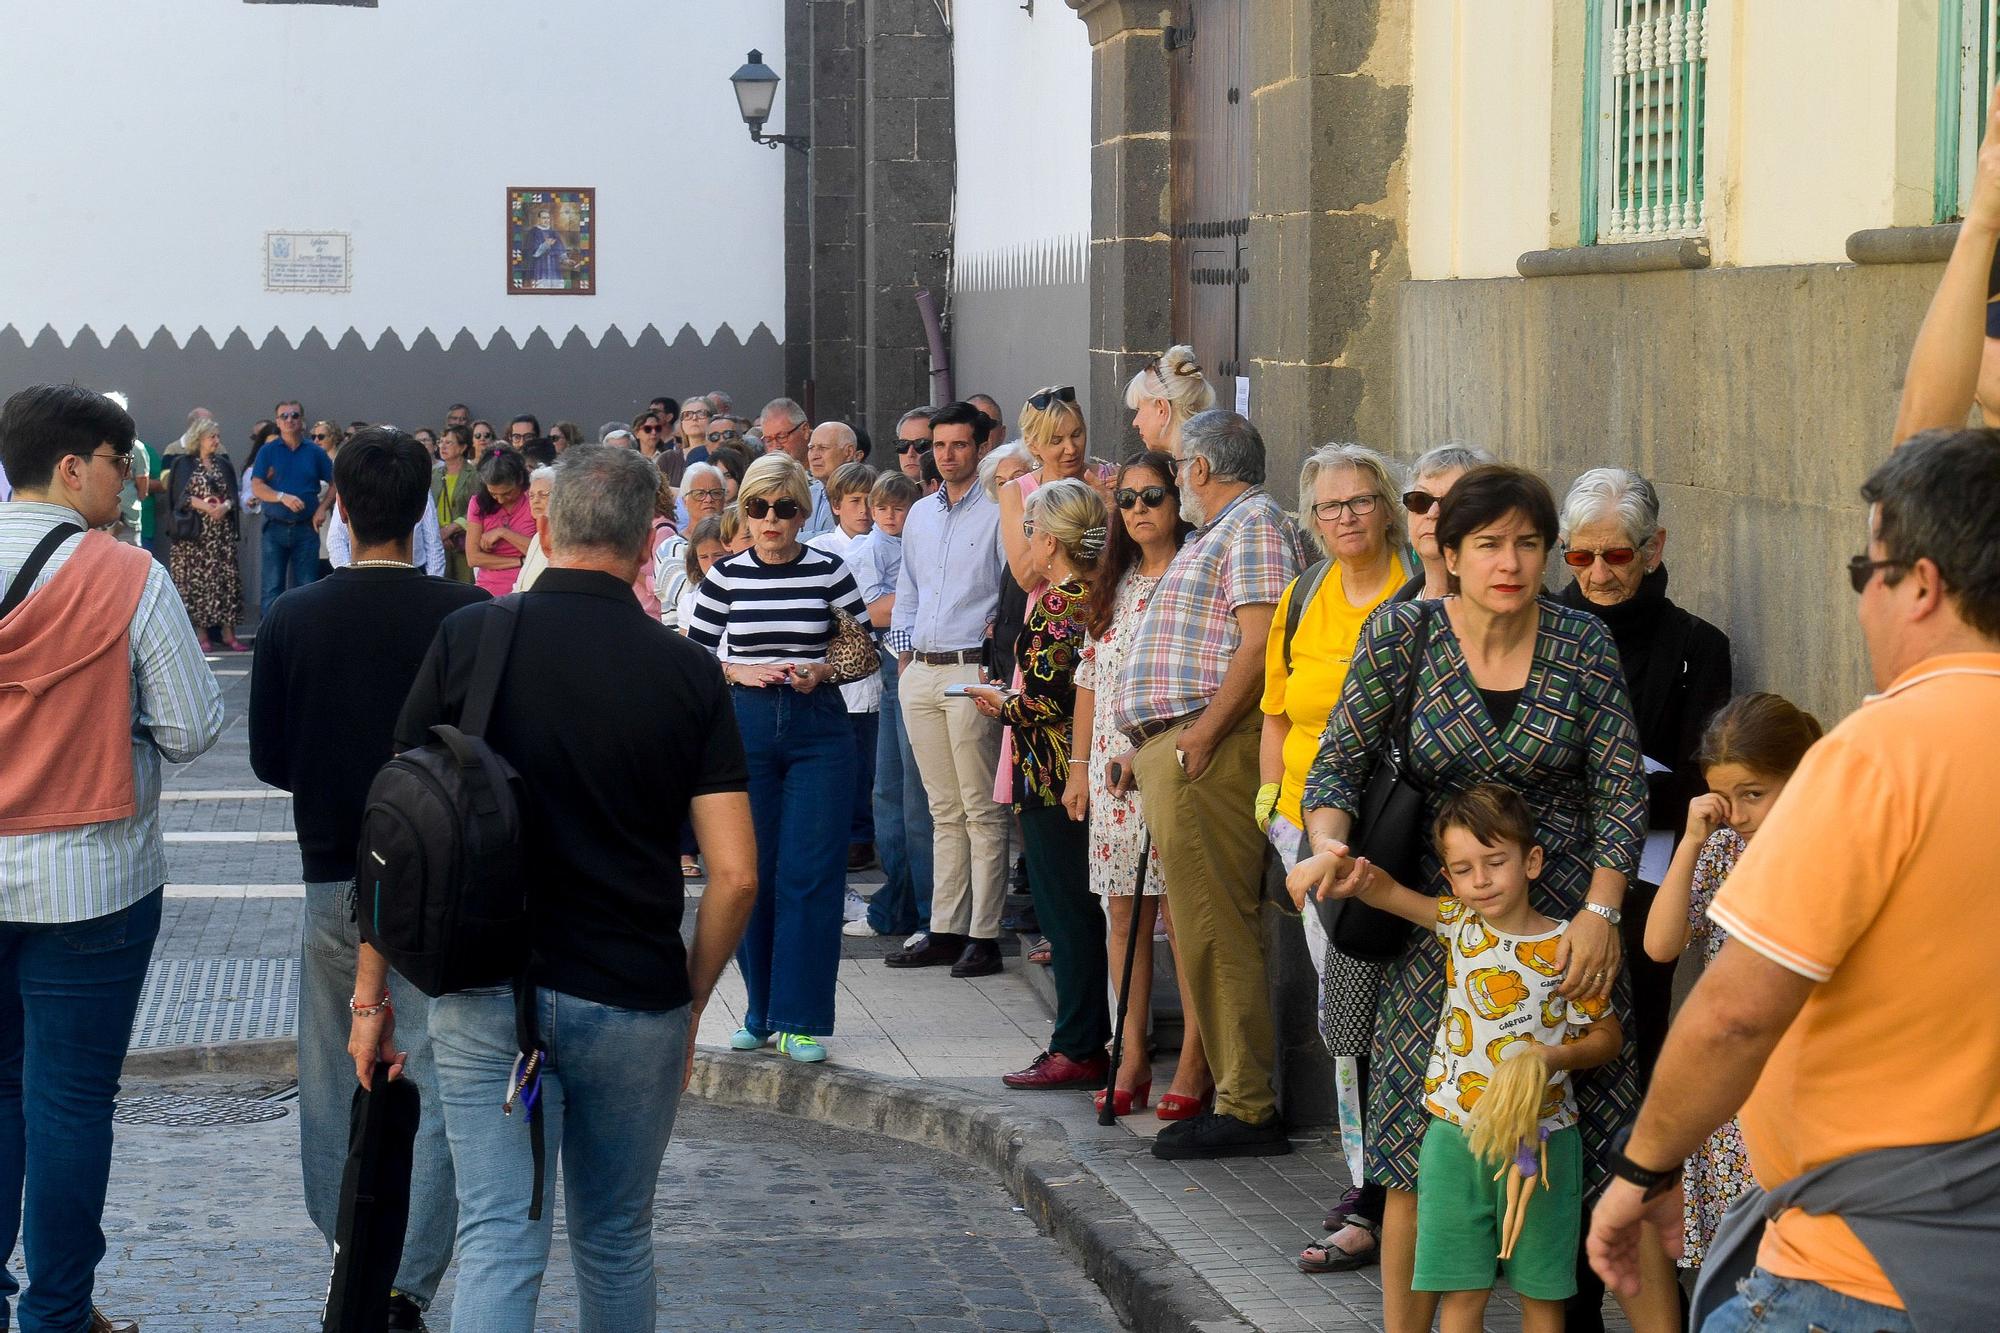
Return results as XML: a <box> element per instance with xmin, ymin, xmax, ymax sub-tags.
<box><xmin>1583</xmin><ymin>901</ymin><xmax>1623</xmax><ymax>927</ymax></box>
<box><xmin>1608</xmin><ymin>1125</ymin><xmax>1682</xmax><ymax>1202</ymax></box>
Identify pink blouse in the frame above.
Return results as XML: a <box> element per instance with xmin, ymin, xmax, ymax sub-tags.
<box><xmin>470</xmin><ymin>493</ymin><xmax>536</xmax><ymax>596</ymax></box>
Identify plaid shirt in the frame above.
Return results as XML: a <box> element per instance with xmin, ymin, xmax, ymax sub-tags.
<box><xmin>1109</xmin><ymin>486</ymin><xmax>1305</xmax><ymax>742</ymax></box>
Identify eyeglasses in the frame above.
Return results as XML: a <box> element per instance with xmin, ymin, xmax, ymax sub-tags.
<box><xmin>1028</xmin><ymin>386</ymin><xmax>1077</xmax><ymax>412</ymax></box>
<box><xmin>1021</xmin><ymin>520</ymin><xmax>1038</xmax><ymax>538</ymax></box>
<box><xmin>637</xmin><ymin>423</ymin><xmax>661</xmax><ymax>434</ymax></box>
<box><xmin>1310</xmin><ymin>495</ymin><xmax>1380</xmax><ymax>522</ymax></box>
<box><xmin>1402</xmin><ymin>489</ymin><xmax>1443</xmax><ymax>515</ymax></box>
<box><xmin>277</xmin><ymin>411</ymin><xmax>303</xmax><ymax>421</ymax></box>
<box><xmin>310</xmin><ymin>432</ymin><xmax>331</xmax><ymax>442</ymax></box>
<box><xmin>685</xmin><ymin>487</ymin><xmax>727</xmax><ymax>503</ymax></box>
<box><xmin>509</xmin><ymin>430</ymin><xmax>533</xmax><ymax>442</ymax></box>
<box><xmin>681</xmin><ymin>409</ymin><xmax>712</xmax><ymax>421</ymax></box>
<box><xmin>896</xmin><ymin>438</ymin><xmax>932</xmax><ymax>455</ymax></box>
<box><xmin>1116</xmin><ymin>486</ymin><xmax>1168</xmax><ymax>510</ymax></box>
<box><xmin>1847</xmin><ymin>554</ymin><xmax>1907</xmax><ymax>593</ymax></box>
<box><xmin>741</xmin><ymin>497</ymin><xmax>802</xmax><ymax>520</ymax></box>
<box><xmin>1562</xmin><ymin>547</ymin><xmax>1640</xmax><ymax>569</ymax></box>
<box><xmin>706</xmin><ymin>429</ymin><xmax>740</xmax><ymax>444</ymax></box>
<box><xmin>88</xmin><ymin>449</ymin><xmax>133</xmax><ymax>477</ymax></box>
<box><xmin>473</xmin><ymin>430</ymin><xmax>494</xmax><ymax>440</ymax></box>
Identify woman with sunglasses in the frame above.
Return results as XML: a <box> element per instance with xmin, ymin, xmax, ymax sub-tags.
<box><xmin>686</xmin><ymin>454</ymin><xmax>867</xmax><ymax>1065</ymax></box>
<box><xmin>1256</xmin><ymin>444</ymin><xmax>1415</xmax><ymax>1276</ymax></box>
<box><xmin>1064</xmin><ymin>450</ymin><xmax>1212</xmax><ymax>1118</ymax></box>
<box><xmin>1391</xmin><ymin>444</ymin><xmax>1492</xmax><ymax>603</ymax></box>
<box><xmin>469</xmin><ymin>420</ymin><xmax>498</xmax><ymax>460</ymax></box>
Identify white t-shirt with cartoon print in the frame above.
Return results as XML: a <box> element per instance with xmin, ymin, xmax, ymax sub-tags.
<box><xmin>1422</xmin><ymin>897</ymin><xmax>1610</xmax><ymax>1133</ymax></box>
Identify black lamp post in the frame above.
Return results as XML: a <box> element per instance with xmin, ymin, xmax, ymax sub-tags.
<box><xmin>730</xmin><ymin>50</ymin><xmax>808</xmax><ymax>153</ymax></box>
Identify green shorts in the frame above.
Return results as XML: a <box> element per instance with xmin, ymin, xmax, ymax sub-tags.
<box><xmin>1412</xmin><ymin>1116</ymin><xmax>1581</xmax><ymax>1302</ymax></box>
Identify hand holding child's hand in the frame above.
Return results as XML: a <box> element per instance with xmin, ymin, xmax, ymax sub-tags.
<box><xmin>1685</xmin><ymin>793</ymin><xmax>1728</xmax><ymax>842</ymax></box>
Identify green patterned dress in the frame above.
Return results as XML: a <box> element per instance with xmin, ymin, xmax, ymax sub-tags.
<box><xmin>1303</xmin><ymin>597</ymin><xmax>1648</xmax><ymax>1196</ymax></box>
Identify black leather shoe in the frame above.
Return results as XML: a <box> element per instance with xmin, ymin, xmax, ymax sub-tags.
<box><xmin>950</xmin><ymin>937</ymin><xmax>1003</xmax><ymax>978</ymax></box>
<box><xmin>1151</xmin><ymin>1110</ymin><xmax>1294</xmax><ymax>1161</ymax></box>
<box><xmin>884</xmin><ymin>931</ymin><xmax>965</xmax><ymax>968</ymax></box>
<box><xmin>87</xmin><ymin>1311</ymin><xmax>138</xmax><ymax>1333</ymax></box>
<box><xmin>385</xmin><ymin>1292</ymin><xmax>430</xmax><ymax>1331</ymax></box>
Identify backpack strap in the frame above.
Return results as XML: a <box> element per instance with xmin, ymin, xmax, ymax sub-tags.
<box><xmin>460</xmin><ymin>596</ymin><xmax>521</xmax><ymax>739</ymax></box>
<box><xmin>0</xmin><ymin>523</ymin><xmax>84</xmax><ymax>622</ymax></box>
<box><xmin>1282</xmin><ymin>558</ymin><xmax>1333</xmax><ymax>672</ymax></box>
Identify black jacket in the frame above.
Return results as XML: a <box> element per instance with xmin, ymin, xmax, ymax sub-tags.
<box><xmin>167</xmin><ymin>452</ymin><xmax>242</xmax><ymax>541</ymax></box>
<box><xmin>1559</xmin><ymin>565</ymin><xmax>1732</xmax><ymax>836</ymax></box>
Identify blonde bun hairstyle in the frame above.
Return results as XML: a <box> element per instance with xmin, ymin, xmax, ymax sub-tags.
<box><xmin>1124</xmin><ymin>344</ymin><xmax>1216</xmax><ymax>429</ymax></box>
<box><xmin>1024</xmin><ymin>478</ymin><xmax>1110</xmax><ymax>569</ymax></box>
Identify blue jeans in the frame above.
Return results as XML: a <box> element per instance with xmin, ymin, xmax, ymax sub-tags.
<box><xmin>732</xmin><ymin>683</ymin><xmax>854</xmax><ymax>1036</ymax></box>
<box><xmin>0</xmin><ymin>889</ymin><xmax>161</xmax><ymax>1333</ymax></box>
<box><xmin>259</xmin><ymin>518</ymin><xmax>321</xmax><ymax>619</ymax></box>
<box><xmin>867</xmin><ymin>652</ymin><xmax>933</xmax><ymax>936</ymax></box>
<box><xmin>1701</xmin><ymin>1268</ymin><xmax>1914</xmax><ymax>1333</ymax></box>
<box><xmin>846</xmin><ymin>710</ymin><xmax>878</xmax><ymax>848</ymax></box>
<box><xmin>298</xmin><ymin>881</ymin><xmax>455</xmax><ymax>1307</ymax></box>
<box><xmin>429</xmin><ymin>987</ymin><xmax>691</xmax><ymax>1333</ymax></box>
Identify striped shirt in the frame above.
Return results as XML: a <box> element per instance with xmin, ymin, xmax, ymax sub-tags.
<box><xmin>0</xmin><ymin>502</ymin><xmax>224</xmax><ymax>922</ymax></box>
<box><xmin>686</xmin><ymin>544</ymin><xmax>865</xmax><ymax>665</ymax></box>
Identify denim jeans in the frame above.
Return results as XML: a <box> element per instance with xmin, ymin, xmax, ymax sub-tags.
<box><xmin>298</xmin><ymin>881</ymin><xmax>455</xmax><ymax>1307</ymax></box>
<box><xmin>732</xmin><ymin>683</ymin><xmax>854</xmax><ymax>1036</ymax></box>
<box><xmin>867</xmin><ymin>651</ymin><xmax>933</xmax><ymax>936</ymax></box>
<box><xmin>1701</xmin><ymin>1267</ymin><xmax>1914</xmax><ymax>1333</ymax></box>
<box><xmin>845</xmin><ymin>710</ymin><xmax>878</xmax><ymax>848</ymax></box>
<box><xmin>260</xmin><ymin>518</ymin><xmax>321</xmax><ymax>619</ymax></box>
<box><xmin>429</xmin><ymin>987</ymin><xmax>691</xmax><ymax>1333</ymax></box>
<box><xmin>0</xmin><ymin>889</ymin><xmax>161</xmax><ymax>1333</ymax></box>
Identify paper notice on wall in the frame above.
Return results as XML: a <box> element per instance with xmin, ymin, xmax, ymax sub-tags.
<box><xmin>1234</xmin><ymin>376</ymin><xmax>1251</xmax><ymax>419</ymax></box>
<box><xmin>264</xmin><ymin>232</ymin><xmax>352</xmax><ymax>293</ymax></box>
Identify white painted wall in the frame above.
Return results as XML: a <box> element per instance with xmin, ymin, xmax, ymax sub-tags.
<box><xmin>951</xmin><ymin>1</ymin><xmax>1092</xmax><ymax>282</ymax></box>
<box><xmin>1407</xmin><ymin>0</ymin><xmax>1938</xmax><ymax>276</ymax></box>
<box><xmin>0</xmin><ymin>0</ymin><xmax>785</xmax><ymax>346</ymax></box>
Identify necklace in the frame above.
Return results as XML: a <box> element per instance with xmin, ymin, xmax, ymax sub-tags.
<box><xmin>349</xmin><ymin>559</ymin><xmax>415</xmax><ymax>570</ymax></box>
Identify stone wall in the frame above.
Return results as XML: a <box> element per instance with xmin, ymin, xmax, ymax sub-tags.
<box><xmin>1397</xmin><ymin>260</ymin><xmax>1941</xmax><ymax>725</ymax></box>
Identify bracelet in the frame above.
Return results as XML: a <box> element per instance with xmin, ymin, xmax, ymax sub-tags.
<box><xmin>1068</xmin><ymin>759</ymin><xmax>1089</xmax><ymax>767</ymax></box>
<box><xmin>349</xmin><ymin>994</ymin><xmax>392</xmax><ymax>1018</ymax></box>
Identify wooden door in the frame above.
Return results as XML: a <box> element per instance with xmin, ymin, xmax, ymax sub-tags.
<box><xmin>1169</xmin><ymin>0</ymin><xmax>1252</xmax><ymax>408</ymax></box>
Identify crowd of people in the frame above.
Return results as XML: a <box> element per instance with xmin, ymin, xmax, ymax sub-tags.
<box><xmin>5</xmin><ymin>123</ymin><xmax>2000</xmax><ymax>1333</ymax></box>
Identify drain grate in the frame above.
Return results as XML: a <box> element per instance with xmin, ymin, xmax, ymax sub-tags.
<box><xmin>129</xmin><ymin>957</ymin><xmax>299</xmax><ymax>1049</ymax></box>
<box><xmin>114</xmin><ymin>1093</ymin><xmax>290</xmax><ymax>1127</ymax></box>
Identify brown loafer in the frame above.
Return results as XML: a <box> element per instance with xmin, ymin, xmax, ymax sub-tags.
<box><xmin>1002</xmin><ymin>1048</ymin><xmax>1110</xmax><ymax>1090</ymax></box>
<box><xmin>89</xmin><ymin>1310</ymin><xmax>139</xmax><ymax>1333</ymax></box>
<box><xmin>883</xmin><ymin>931</ymin><xmax>964</xmax><ymax>969</ymax></box>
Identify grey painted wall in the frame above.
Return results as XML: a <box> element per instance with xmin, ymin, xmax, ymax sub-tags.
<box><xmin>952</xmin><ymin>279</ymin><xmax>1092</xmax><ymax>438</ymax></box>
<box><xmin>0</xmin><ymin>321</ymin><xmax>784</xmax><ymax>458</ymax></box>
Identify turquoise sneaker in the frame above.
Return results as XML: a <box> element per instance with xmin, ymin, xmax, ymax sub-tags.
<box><xmin>730</xmin><ymin>1027</ymin><xmax>771</xmax><ymax>1051</ymax></box>
<box><xmin>776</xmin><ymin>1032</ymin><xmax>827</xmax><ymax>1063</ymax></box>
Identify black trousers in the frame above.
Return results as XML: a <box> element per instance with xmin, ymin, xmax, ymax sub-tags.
<box><xmin>1020</xmin><ymin>807</ymin><xmax>1109</xmax><ymax>1061</ymax></box>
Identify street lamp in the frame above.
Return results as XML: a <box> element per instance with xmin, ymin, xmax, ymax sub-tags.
<box><xmin>730</xmin><ymin>49</ymin><xmax>808</xmax><ymax>153</ymax></box>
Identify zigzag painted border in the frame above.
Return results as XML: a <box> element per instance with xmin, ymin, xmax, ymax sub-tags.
<box><xmin>954</xmin><ymin>235</ymin><xmax>1089</xmax><ymax>293</ymax></box>
<box><xmin>0</xmin><ymin>322</ymin><xmax>781</xmax><ymax>357</ymax></box>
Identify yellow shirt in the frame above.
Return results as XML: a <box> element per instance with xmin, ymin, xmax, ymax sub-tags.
<box><xmin>1260</xmin><ymin>558</ymin><xmax>1406</xmax><ymax>826</ymax></box>
<box><xmin>1709</xmin><ymin>653</ymin><xmax>2000</xmax><ymax>1310</ymax></box>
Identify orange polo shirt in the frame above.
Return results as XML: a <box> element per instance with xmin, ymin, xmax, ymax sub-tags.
<box><xmin>1709</xmin><ymin>653</ymin><xmax>2000</xmax><ymax>1309</ymax></box>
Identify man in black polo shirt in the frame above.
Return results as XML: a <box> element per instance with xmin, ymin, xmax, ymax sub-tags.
<box><xmin>249</xmin><ymin>427</ymin><xmax>485</xmax><ymax>1331</ymax></box>
<box><xmin>358</xmin><ymin>445</ymin><xmax>756</xmax><ymax>1331</ymax></box>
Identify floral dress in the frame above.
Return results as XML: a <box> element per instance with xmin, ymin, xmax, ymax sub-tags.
<box><xmin>1683</xmin><ymin>826</ymin><xmax>1751</xmax><ymax>1266</ymax></box>
<box><xmin>167</xmin><ymin>458</ymin><xmax>241</xmax><ymax>633</ymax></box>
<box><xmin>1075</xmin><ymin>570</ymin><xmax>1165</xmax><ymax>897</ymax></box>
<box><xmin>1303</xmin><ymin>598</ymin><xmax>1649</xmax><ymax>1196</ymax></box>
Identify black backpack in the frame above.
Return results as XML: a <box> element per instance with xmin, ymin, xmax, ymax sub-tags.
<box><xmin>356</xmin><ymin>599</ymin><xmax>529</xmax><ymax>998</ymax></box>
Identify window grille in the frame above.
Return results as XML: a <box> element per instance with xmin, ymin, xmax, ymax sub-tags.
<box><xmin>1585</xmin><ymin>0</ymin><xmax>1710</xmax><ymax>245</ymax></box>
<box><xmin>1938</xmin><ymin>0</ymin><xmax>2000</xmax><ymax>223</ymax></box>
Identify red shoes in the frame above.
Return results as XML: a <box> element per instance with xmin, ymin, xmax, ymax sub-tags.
<box><xmin>1155</xmin><ymin>1088</ymin><xmax>1214</xmax><ymax>1121</ymax></box>
<box><xmin>1091</xmin><ymin>1080</ymin><xmax>1153</xmax><ymax>1117</ymax></box>
<box><xmin>1002</xmin><ymin>1049</ymin><xmax>1110</xmax><ymax>1090</ymax></box>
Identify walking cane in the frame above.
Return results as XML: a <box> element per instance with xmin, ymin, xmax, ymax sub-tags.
<box><xmin>1100</xmin><ymin>815</ymin><xmax>1152</xmax><ymax>1127</ymax></box>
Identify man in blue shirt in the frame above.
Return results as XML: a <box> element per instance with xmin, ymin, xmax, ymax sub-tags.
<box><xmin>249</xmin><ymin>399</ymin><xmax>333</xmax><ymax>618</ymax></box>
<box><xmin>884</xmin><ymin>402</ymin><xmax>1008</xmax><ymax>978</ymax></box>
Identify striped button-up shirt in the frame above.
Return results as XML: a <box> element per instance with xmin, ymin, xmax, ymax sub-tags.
<box><xmin>0</xmin><ymin>502</ymin><xmax>224</xmax><ymax>922</ymax></box>
<box><xmin>1109</xmin><ymin>486</ymin><xmax>1306</xmax><ymax>742</ymax></box>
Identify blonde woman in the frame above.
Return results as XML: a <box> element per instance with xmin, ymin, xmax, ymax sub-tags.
<box><xmin>965</xmin><ymin>480</ymin><xmax>1113</xmax><ymax>1092</ymax></box>
<box><xmin>686</xmin><ymin>454</ymin><xmax>867</xmax><ymax>1064</ymax></box>
<box><xmin>1125</xmin><ymin>345</ymin><xmax>1215</xmax><ymax>454</ymax></box>
<box><xmin>166</xmin><ymin>418</ymin><xmax>244</xmax><ymax>650</ymax></box>
<box><xmin>1258</xmin><ymin>443</ymin><xmax>1414</xmax><ymax>1275</ymax></box>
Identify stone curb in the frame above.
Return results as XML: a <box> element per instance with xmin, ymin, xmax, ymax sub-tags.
<box><xmin>689</xmin><ymin>1048</ymin><xmax>1250</xmax><ymax>1333</ymax></box>
<box><xmin>123</xmin><ymin>1037</ymin><xmax>297</xmax><ymax>1078</ymax></box>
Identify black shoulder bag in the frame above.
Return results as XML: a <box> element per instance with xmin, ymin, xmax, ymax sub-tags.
<box><xmin>0</xmin><ymin>523</ymin><xmax>85</xmax><ymax>621</ymax></box>
<box><xmin>1317</xmin><ymin>603</ymin><xmax>1434</xmax><ymax>963</ymax></box>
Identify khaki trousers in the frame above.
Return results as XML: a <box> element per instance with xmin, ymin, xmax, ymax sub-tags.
<box><xmin>899</xmin><ymin>660</ymin><xmax>1009</xmax><ymax>940</ymax></box>
<box><xmin>1134</xmin><ymin>711</ymin><xmax>1276</xmax><ymax>1122</ymax></box>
